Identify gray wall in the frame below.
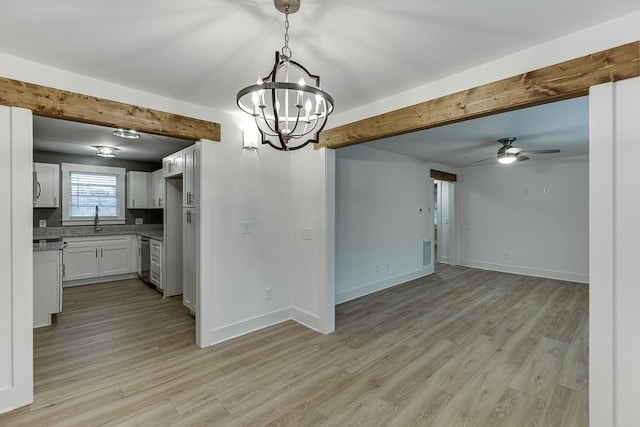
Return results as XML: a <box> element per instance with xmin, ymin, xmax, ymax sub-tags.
<box><xmin>33</xmin><ymin>150</ymin><xmax>163</xmax><ymax>227</ymax></box>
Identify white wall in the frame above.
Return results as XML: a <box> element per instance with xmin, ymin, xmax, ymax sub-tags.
<box><xmin>457</xmin><ymin>156</ymin><xmax>589</xmax><ymax>283</ymax></box>
<box><xmin>0</xmin><ymin>107</ymin><xmax>33</xmax><ymax>412</ymax></box>
<box><xmin>335</xmin><ymin>145</ymin><xmax>451</xmax><ymax>303</ymax></box>
<box><xmin>590</xmin><ymin>78</ymin><xmax>640</xmax><ymax>426</ymax></box>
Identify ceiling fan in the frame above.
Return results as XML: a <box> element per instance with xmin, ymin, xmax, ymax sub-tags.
<box><xmin>475</xmin><ymin>137</ymin><xmax>561</xmax><ymax>165</ymax></box>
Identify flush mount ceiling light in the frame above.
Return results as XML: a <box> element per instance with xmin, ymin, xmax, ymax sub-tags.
<box><xmin>95</xmin><ymin>146</ymin><xmax>119</xmax><ymax>157</ymax></box>
<box><xmin>112</xmin><ymin>128</ymin><xmax>140</xmax><ymax>139</ymax></box>
<box><xmin>497</xmin><ymin>145</ymin><xmax>517</xmax><ymax>164</ymax></box>
<box><xmin>236</xmin><ymin>0</ymin><xmax>334</xmax><ymax>151</ymax></box>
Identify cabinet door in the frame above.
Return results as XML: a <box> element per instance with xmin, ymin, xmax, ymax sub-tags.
<box><xmin>183</xmin><ymin>146</ymin><xmax>197</xmax><ymax>207</ymax></box>
<box><xmin>34</xmin><ymin>163</ymin><xmax>60</xmax><ymax>208</ymax></box>
<box><xmin>183</xmin><ymin>209</ymin><xmax>196</xmax><ymax>311</ymax></box>
<box><xmin>63</xmin><ymin>246</ymin><xmax>100</xmax><ymax>281</ymax></box>
<box><xmin>163</xmin><ymin>152</ymin><xmax>184</xmax><ymax>178</ymax></box>
<box><xmin>33</xmin><ymin>250</ymin><xmax>62</xmax><ymax>327</ymax></box>
<box><xmin>136</xmin><ymin>237</ymin><xmax>142</xmax><ymax>275</ymax></box>
<box><xmin>148</xmin><ymin>169</ymin><xmax>164</xmax><ymax>208</ymax></box>
<box><xmin>127</xmin><ymin>171</ymin><xmax>149</xmax><ymax>209</ymax></box>
<box><xmin>100</xmin><ymin>244</ymin><xmax>132</xmax><ymax>276</ymax></box>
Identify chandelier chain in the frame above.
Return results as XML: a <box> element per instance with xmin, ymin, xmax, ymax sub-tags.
<box><xmin>281</xmin><ymin>3</ymin><xmax>292</xmax><ymax>59</ymax></box>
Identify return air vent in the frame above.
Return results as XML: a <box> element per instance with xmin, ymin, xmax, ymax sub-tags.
<box><xmin>423</xmin><ymin>240</ymin><xmax>432</xmax><ymax>266</ymax></box>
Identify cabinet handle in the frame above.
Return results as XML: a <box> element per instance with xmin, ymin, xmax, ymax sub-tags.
<box><xmin>132</xmin><ymin>199</ymin><xmax>135</xmax><ymax>208</ymax></box>
<box><xmin>159</xmin><ymin>198</ymin><xmax>162</xmax><ymax>207</ymax></box>
<box><xmin>62</xmin><ymin>264</ymin><xmax>65</xmax><ymax>278</ymax></box>
<box><xmin>53</xmin><ymin>197</ymin><xmax>57</xmax><ymax>206</ymax></box>
<box><xmin>101</xmin><ymin>248</ymin><xmax>103</xmax><ymax>257</ymax></box>
<box><xmin>96</xmin><ymin>248</ymin><xmax>98</xmax><ymax>257</ymax></box>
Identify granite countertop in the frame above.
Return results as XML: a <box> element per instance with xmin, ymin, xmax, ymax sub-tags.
<box><xmin>33</xmin><ymin>225</ymin><xmax>164</xmax><ymax>241</ymax></box>
<box><xmin>33</xmin><ymin>241</ymin><xmax>66</xmax><ymax>252</ymax></box>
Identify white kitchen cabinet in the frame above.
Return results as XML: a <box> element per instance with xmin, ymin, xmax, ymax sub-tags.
<box><xmin>183</xmin><ymin>208</ymin><xmax>196</xmax><ymax>312</ymax></box>
<box><xmin>183</xmin><ymin>146</ymin><xmax>197</xmax><ymax>208</ymax></box>
<box><xmin>33</xmin><ymin>162</ymin><xmax>60</xmax><ymax>208</ymax></box>
<box><xmin>148</xmin><ymin>169</ymin><xmax>164</xmax><ymax>209</ymax></box>
<box><xmin>63</xmin><ymin>235</ymin><xmax>133</xmax><ymax>285</ymax></box>
<box><xmin>127</xmin><ymin>171</ymin><xmax>149</xmax><ymax>209</ymax></box>
<box><xmin>63</xmin><ymin>245</ymin><xmax>100</xmax><ymax>281</ymax></box>
<box><xmin>99</xmin><ymin>244</ymin><xmax>132</xmax><ymax>276</ymax></box>
<box><xmin>136</xmin><ymin>235</ymin><xmax>142</xmax><ymax>275</ymax></box>
<box><xmin>33</xmin><ymin>249</ymin><xmax>63</xmax><ymax>327</ymax></box>
<box><xmin>150</xmin><ymin>239</ymin><xmax>162</xmax><ymax>290</ymax></box>
<box><xmin>163</xmin><ymin>151</ymin><xmax>183</xmax><ymax>178</ymax></box>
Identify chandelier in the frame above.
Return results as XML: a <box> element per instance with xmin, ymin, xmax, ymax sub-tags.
<box><xmin>236</xmin><ymin>0</ymin><xmax>334</xmax><ymax>151</ymax></box>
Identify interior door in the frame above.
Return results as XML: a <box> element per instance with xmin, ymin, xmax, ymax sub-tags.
<box><xmin>424</xmin><ymin>177</ymin><xmax>435</xmax><ymax>274</ymax></box>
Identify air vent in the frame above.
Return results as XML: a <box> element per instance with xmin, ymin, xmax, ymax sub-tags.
<box><xmin>423</xmin><ymin>240</ymin><xmax>432</xmax><ymax>266</ymax></box>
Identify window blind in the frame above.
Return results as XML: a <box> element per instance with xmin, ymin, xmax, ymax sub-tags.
<box><xmin>69</xmin><ymin>171</ymin><xmax>119</xmax><ymax>218</ymax></box>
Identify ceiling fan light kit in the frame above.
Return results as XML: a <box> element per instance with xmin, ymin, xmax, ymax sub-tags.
<box><xmin>236</xmin><ymin>0</ymin><xmax>334</xmax><ymax>151</ymax></box>
<box><xmin>492</xmin><ymin>137</ymin><xmax>560</xmax><ymax>165</ymax></box>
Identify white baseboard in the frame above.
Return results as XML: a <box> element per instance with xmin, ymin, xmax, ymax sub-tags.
<box><xmin>459</xmin><ymin>259</ymin><xmax>589</xmax><ymax>283</ymax></box>
<box><xmin>206</xmin><ymin>308</ymin><xmax>291</xmax><ymax>346</ymax></box>
<box><xmin>290</xmin><ymin>307</ymin><xmax>321</xmax><ymax>332</ymax></box>
<box><xmin>335</xmin><ymin>269</ymin><xmax>432</xmax><ymax>305</ymax></box>
<box><xmin>62</xmin><ymin>273</ymin><xmax>138</xmax><ymax>287</ymax></box>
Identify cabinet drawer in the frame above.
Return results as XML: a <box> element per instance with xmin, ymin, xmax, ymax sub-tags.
<box><xmin>150</xmin><ymin>269</ymin><xmax>162</xmax><ymax>287</ymax></box>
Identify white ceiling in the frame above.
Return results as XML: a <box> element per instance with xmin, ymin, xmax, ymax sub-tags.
<box><xmin>367</xmin><ymin>96</ymin><xmax>589</xmax><ymax>168</ymax></box>
<box><xmin>2</xmin><ymin>1</ymin><xmax>635</xmax><ymax>162</ymax></box>
<box><xmin>33</xmin><ymin>117</ymin><xmax>194</xmax><ymax>162</ymax></box>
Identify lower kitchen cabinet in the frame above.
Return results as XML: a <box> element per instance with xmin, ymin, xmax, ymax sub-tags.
<box><xmin>63</xmin><ymin>235</ymin><xmax>133</xmax><ymax>284</ymax></box>
<box><xmin>150</xmin><ymin>239</ymin><xmax>163</xmax><ymax>290</ymax></box>
<box><xmin>33</xmin><ymin>249</ymin><xmax>63</xmax><ymax>327</ymax></box>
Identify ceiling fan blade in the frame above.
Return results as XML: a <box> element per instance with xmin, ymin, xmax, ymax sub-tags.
<box><xmin>519</xmin><ymin>149</ymin><xmax>561</xmax><ymax>155</ymax></box>
<box><xmin>473</xmin><ymin>157</ymin><xmax>493</xmax><ymax>164</ymax></box>
<box><xmin>516</xmin><ymin>155</ymin><xmax>530</xmax><ymax>161</ymax></box>
<box><xmin>505</xmin><ymin>147</ymin><xmax>522</xmax><ymax>154</ymax></box>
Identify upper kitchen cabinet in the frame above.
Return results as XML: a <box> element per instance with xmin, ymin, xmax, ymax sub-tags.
<box><xmin>33</xmin><ymin>162</ymin><xmax>60</xmax><ymax>208</ymax></box>
<box><xmin>126</xmin><ymin>171</ymin><xmax>148</xmax><ymax>209</ymax></box>
<box><xmin>163</xmin><ymin>150</ymin><xmax>183</xmax><ymax>178</ymax></box>
<box><xmin>183</xmin><ymin>145</ymin><xmax>198</xmax><ymax>208</ymax></box>
<box><xmin>148</xmin><ymin>169</ymin><xmax>164</xmax><ymax>209</ymax></box>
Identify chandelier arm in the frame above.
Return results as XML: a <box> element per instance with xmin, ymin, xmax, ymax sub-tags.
<box><xmin>269</xmin><ymin>87</ymin><xmax>288</xmax><ymax>150</ymax></box>
<box><xmin>258</xmin><ymin>107</ymin><xmax>280</xmax><ymax>136</ymax></box>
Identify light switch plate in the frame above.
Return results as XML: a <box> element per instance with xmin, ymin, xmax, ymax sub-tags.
<box><xmin>39</xmin><ymin>219</ymin><xmax>46</xmax><ymax>228</ymax></box>
<box><xmin>135</xmin><ymin>218</ymin><xmax>143</xmax><ymax>225</ymax></box>
<box><xmin>242</xmin><ymin>221</ymin><xmax>251</xmax><ymax>234</ymax></box>
<box><xmin>301</xmin><ymin>227</ymin><xmax>312</xmax><ymax>240</ymax></box>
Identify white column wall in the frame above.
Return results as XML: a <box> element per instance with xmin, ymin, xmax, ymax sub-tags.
<box><xmin>590</xmin><ymin>78</ymin><xmax>640</xmax><ymax>426</ymax></box>
<box><xmin>0</xmin><ymin>107</ymin><xmax>33</xmax><ymax>412</ymax></box>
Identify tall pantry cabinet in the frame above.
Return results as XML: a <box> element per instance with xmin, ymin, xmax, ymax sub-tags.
<box><xmin>182</xmin><ymin>145</ymin><xmax>198</xmax><ymax>313</ymax></box>
<box><xmin>162</xmin><ymin>143</ymin><xmax>199</xmax><ymax>313</ymax></box>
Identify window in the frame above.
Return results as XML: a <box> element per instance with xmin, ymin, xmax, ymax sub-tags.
<box><xmin>61</xmin><ymin>163</ymin><xmax>126</xmax><ymax>225</ymax></box>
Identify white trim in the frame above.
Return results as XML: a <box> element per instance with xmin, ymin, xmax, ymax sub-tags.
<box><xmin>60</xmin><ymin>163</ymin><xmax>126</xmax><ymax>224</ymax></box>
<box><xmin>62</xmin><ymin>273</ymin><xmax>138</xmax><ymax>288</ymax></box>
<box><xmin>459</xmin><ymin>259</ymin><xmax>589</xmax><ymax>284</ymax></box>
<box><xmin>207</xmin><ymin>308</ymin><xmax>291</xmax><ymax>346</ymax></box>
<box><xmin>290</xmin><ymin>307</ymin><xmax>321</xmax><ymax>332</ymax></box>
<box><xmin>335</xmin><ymin>268</ymin><xmax>432</xmax><ymax>305</ymax></box>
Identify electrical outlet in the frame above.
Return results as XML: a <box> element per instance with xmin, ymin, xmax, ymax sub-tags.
<box><xmin>265</xmin><ymin>287</ymin><xmax>273</xmax><ymax>301</ymax></box>
<box><xmin>504</xmin><ymin>252</ymin><xmax>510</xmax><ymax>260</ymax></box>
<box><xmin>386</xmin><ymin>262</ymin><xmax>390</xmax><ymax>271</ymax></box>
<box><xmin>375</xmin><ymin>264</ymin><xmax>380</xmax><ymax>273</ymax></box>
<box><xmin>135</xmin><ymin>218</ymin><xmax>143</xmax><ymax>225</ymax></box>
<box><xmin>39</xmin><ymin>219</ymin><xmax>46</xmax><ymax>228</ymax></box>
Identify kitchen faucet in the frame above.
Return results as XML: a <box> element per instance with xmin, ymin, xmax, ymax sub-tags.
<box><xmin>94</xmin><ymin>205</ymin><xmax>101</xmax><ymax>233</ymax></box>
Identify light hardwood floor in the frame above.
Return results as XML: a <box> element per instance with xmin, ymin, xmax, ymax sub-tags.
<box><xmin>0</xmin><ymin>265</ymin><xmax>588</xmax><ymax>426</ymax></box>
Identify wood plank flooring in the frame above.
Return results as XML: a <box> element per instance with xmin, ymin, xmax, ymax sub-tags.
<box><xmin>0</xmin><ymin>265</ymin><xmax>588</xmax><ymax>426</ymax></box>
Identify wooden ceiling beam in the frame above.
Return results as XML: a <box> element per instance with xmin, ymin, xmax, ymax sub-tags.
<box><xmin>318</xmin><ymin>41</ymin><xmax>640</xmax><ymax>150</ymax></box>
<box><xmin>0</xmin><ymin>76</ymin><xmax>220</xmax><ymax>142</ymax></box>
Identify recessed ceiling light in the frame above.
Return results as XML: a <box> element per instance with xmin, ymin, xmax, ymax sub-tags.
<box><xmin>112</xmin><ymin>128</ymin><xmax>140</xmax><ymax>139</ymax></box>
<box><xmin>95</xmin><ymin>146</ymin><xmax>119</xmax><ymax>157</ymax></box>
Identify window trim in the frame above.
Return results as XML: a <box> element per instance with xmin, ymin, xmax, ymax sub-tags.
<box><xmin>61</xmin><ymin>163</ymin><xmax>126</xmax><ymax>226</ymax></box>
